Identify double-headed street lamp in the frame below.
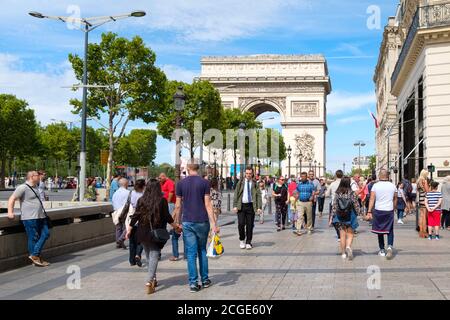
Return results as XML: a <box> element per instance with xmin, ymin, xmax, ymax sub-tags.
<box><xmin>287</xmin><ymin>145</ymin><xmax>292</xmax><ymax>178</ymax></box>
<box><xmin>29</xmin><ymin>10</ymin><xmax>146</xmax><ymax>201</ymax></box>
<box><xmin>174</xmin><ymin>86</ymin><xmax>186</xmax><ymax>183</ymax></box>
<box><xmin>354</xmin><ymin>140</ymin><xmax>366</xmax><ymax>171</ymax></box>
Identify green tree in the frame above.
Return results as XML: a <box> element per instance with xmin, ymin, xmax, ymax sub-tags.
<box><xmin>219</xmin><ymin>108</ymin><xmax>262</xmax><ymax>180</ymax></box>
<box><xmin>0</xmin><ymin>94</ymin><xmax>39</xmax><ymax>188</ymax></box>
<box><xmin>157</xmin><ymin>80</ymin><xmax>223</xmax><ymax>160</ymax></box>
<box><xmin>115</xmin><ymin>129</ymin><xmax>157</xmax><ymax>167</ymax></box>
<box><xmin>68</xmin><ymin>32</ymin><xmax>167</xmax><ymax>194</ymax></box>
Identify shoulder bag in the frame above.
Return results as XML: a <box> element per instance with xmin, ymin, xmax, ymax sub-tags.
<box><xmin>26</xmin><ymin>184</ymin><xmax>53</xmax><ymax>229</ymax></box>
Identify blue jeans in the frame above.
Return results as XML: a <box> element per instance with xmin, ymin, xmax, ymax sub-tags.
<box><xmin>397</xmin><ymin>209</ymin><xmax>404</xmax><ymax>220</ymax></box>
<box><xmin>22</xmin><ymin>218</ymin><xmax>50</xmax><ymax>257</ymax></box>
<box><xmin>182</xmin><ymin>222</ymin><xmax>210</xmax><ymax>287</ymax></box>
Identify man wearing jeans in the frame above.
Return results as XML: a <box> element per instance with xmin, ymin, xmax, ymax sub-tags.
<box><xmin>173</xmin><ymin>163</ymin><xmax>219</xmax><ymax>293</ymax></box>
<box><xmin>7</xmin><ymin>171</ymin><xmax>50</xmax><ymax>267</ymax></box>
<box><xmin>160</xmin><ymin>172</ymin><xmax>186</xmax><ymax>261</ymax></box>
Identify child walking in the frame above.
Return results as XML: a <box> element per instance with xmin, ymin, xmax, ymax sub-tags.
<box><xmin>425</xmin><ymin>181</ymin><xmax>443</xmax><ymax>240</ymax></box>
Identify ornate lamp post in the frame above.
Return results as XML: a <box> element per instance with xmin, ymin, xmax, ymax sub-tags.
<box><xmin>239</xmin><ymin>122</ymin><xmax>246</xmax><ymax>180</ymax></box>
<box><xmin>174</xmin><ymin>86</ymin><xmax>185</xmax><ymax>183</ymax></box>
<box><xmin>299</xmin><ymin>152</ymin><xmax>303</xmax><ymax>174</ymax></box>
<box><xmin>287</xmin><ymin>145</ymin><xmax>292</xmax><ymax>178</ymax></box>
<box><xmin>318</xmin><ymin>162</ymin><xmax>321</xmax><ymax>177</ymax></box>
<box><xmin>314</xmin><ymin>160</ymin><xmax>317</xmax><ymax>177</ymax></box>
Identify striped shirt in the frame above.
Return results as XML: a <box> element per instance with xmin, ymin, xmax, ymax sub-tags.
<box><xmin>426</xmin><ymin>191</ymin><xmax>442</xmax><ymax>210</ymax></box>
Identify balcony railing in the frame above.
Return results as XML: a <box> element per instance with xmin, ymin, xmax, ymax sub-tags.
<box><xmin>391</xmin><ymin>3</ymin><xmax>450</xmax><ymax>87</ymax></box>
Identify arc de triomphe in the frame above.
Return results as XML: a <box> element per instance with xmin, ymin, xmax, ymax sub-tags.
<box><xmin>198</xmin><ymin>54</ymin><xmax>331</xmax><ymax>177</ymax></box>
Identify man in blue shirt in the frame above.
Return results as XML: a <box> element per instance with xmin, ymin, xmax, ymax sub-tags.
<box><xmin>109</xmin><ymin>174</ymin><xmax>120</xmax><ymax>201</ymax></box>
<box><xmin>173</xmin><ymin>163</ymin><xmax>219</xmax><ymax>293</ymax></box>
<box><xmin>296</xmin><ymin>172</ymin><xmax>315</xmax><ymax>233</ymax></box>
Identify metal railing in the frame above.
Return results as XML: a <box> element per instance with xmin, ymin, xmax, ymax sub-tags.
<box><xmin>391</xmin><ymin>3</ymin><xmax>450</xmax><ymax>87</ymax></box>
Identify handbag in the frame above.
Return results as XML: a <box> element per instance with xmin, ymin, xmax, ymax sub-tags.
<box><xmin>149</xmin><ymin>219</ymin><xmax>170</xmax><ymax>243</ymax></box>
<box><xmin>207</xmin><ymin>231</ymin><xmax>224</xmax><ymax>258</ymax></box>
<box><xmin>118</xmin><ymin>191</ymin><xmax>132</xmax><ymax>224</ymax></box>
<box><xmin>26</xmin><ymin>184</ymin><xmax>53</xmax><ymax>229</ymax></box>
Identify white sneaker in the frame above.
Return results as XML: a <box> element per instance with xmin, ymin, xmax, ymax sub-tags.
<box><xmin>239</xmin><ymin>241</ymin><xmax>246</xmax><ymax>249</ymax></box>
<box><xmin>345</xmin><ymin>247</ymin><xmax>353</xmax><ymax>261</ymax></box>
<box><xmin>378</xmin><ymin>249</ymin><xmax>386</xmax><ymax>257</ymax></box>
<box><xmin>397</xmin><ymin>219</ymin><xmax>404</xmax><ymax>224</ymax></box>
<box><xmin>386</xmin><ymin>246</ymin><xmax>394</xmax><ymax>260</ymax></box>
<box><xmin>341</xmin><ymin>253</ymin><xmax>347</xmax><ymax>259</ymax></box>
<box><xmin>245</xmin><ymin>244</ymin><xmax>252</xmax><ymax>250</ymax></box>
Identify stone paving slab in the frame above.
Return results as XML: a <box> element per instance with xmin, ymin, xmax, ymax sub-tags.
<box><xmin>0</xmin><ymin>206</ymin><xmax>449</xmax><ymax>300</ymax></box>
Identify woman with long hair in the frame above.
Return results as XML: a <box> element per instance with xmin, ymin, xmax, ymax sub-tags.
<box><xmin>126</xmin><ymin>179</ymin><xmax>181</xmax><ymax>294</ymax></box>
<box><xmin>331</xmin><ymin>176</ymin><xmax>361</xmax><ymax>261</ymax></box>
<box><xmin>417</xmin><ymin>169</ymin><xmax>430</xmax><ymax>238</ymax></box>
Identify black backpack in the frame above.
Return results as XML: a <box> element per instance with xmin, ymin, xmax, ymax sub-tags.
<box><xmin>337</xmin><ymin>195</ymin><xmax>353</xmax><ymax>221</ymax></box>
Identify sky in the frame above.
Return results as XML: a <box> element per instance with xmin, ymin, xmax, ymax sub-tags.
<box><xmin>0</xmin><ymin>0</ymin><xmax>399</xmax><ymax>173</ymax></box>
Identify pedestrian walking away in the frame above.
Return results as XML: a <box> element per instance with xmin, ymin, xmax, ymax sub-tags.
<box><xmin>273</xmin><ymin>176</ymin><xmax>288</xmax><ymax>232</ymax></box>
<box><xmin>326</xmin><ymin>170</ymin><xmax>344</xmax><ymax>241</ymax></box>
<box><xmin>233</xmin><ymin>167</ymin><xmax>262</xmax><ymax>249</ymax></box>
<box><xmin>112</xmin><ymin>178</ymin><xmax>131</xmax><ymax>249</ymax></box>
<box><xmin>125</xmin><ymin>179</ymin><xmax>146</xmax><ymax>267</ymax></box>
<box><xmin>126</xmin><ymin>179</ymin><xmax>181</xmax><ymax>294</ymax></box>
<box><xmin>173</xmin><ymin>163</ymin><xmax>220</xmax><ymax>293</ymax></box>
<box><xmin>331</xmin><ymin>176</ymin><xmax>361</xmax><ymax>261</ymax></box>
<box><xmin>367</xmin><ymin>169</ymin><xmax>397</xmax><ymax>260</ymax></box>
<box><xmin>425</xmin><ymin>181</ymin><xmax>443</xmax><ymax>240</ymax></box>
<box><xmin>7</xmin><ymin>171</ymin><xmax>51</xmax><ymax>267</ymax></box>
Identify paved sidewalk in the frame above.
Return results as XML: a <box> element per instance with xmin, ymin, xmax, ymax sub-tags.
<box><xmin>1</xmin><ymin>210</ymin><xmax>449</xmax><ymax>300</ymax></box>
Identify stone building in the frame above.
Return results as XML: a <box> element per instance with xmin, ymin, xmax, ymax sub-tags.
<box><xmin>374</xmin><ymin>0</ymin><xmax>450</xmax><ymax>181</ymax></box>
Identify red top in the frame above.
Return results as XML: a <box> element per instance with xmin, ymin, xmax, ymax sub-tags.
<box><xmin>288</xmin><ymin>181</ymin><xmax>298</xmax><ymax>197</ymax></box>
<box><xmin>161</xmin><ymin>178</ymin><xmax>176</xmax><ymax>204</ymax></box>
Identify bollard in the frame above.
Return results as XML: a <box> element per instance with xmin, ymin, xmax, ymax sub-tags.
<box><xmin>268</xmin><ymin>196</ymin><xmax>272</xmax><ymax>215</ymax></box>
<box><xmin>227</xmin><ymin>193</ymin><xmax>231</xmax><ymax>212</ymax></box>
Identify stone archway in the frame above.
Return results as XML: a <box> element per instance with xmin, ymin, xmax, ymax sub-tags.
<box><xmin>198</xmin><ymin>54</ymin><xmax>332</xmax><ymax>177</ymax></box>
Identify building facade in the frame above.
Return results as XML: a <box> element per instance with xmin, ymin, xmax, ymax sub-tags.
<box><xmin>375</xmin><ymin>0</ymin><xmax>450</xmax><ymax>181</ymax></box>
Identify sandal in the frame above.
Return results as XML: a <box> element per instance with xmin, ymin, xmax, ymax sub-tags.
<box><xmin>169</xmin><ymin>256</ymin><xmax>180</xmax><ymax>261</ymax></box>
<box><xmin>146</xmin><ymin>281</ymin><xmax>156</xmax><ymax>294</ymax></box>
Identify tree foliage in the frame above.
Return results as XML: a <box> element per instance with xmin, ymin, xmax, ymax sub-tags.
<box><xmin>68</xmin><ymin>32</ymin><xmax>167</xmax><ymax>193</ymax></box>
<box><xmin>115</xmin><ymin>129</ymin><xmax>157</xmax><ymax>167</ymax></box>
<box><xmin>0</xmin><ymin>94</ymin><xmax>39</xmax><ymax>188</ymax></box>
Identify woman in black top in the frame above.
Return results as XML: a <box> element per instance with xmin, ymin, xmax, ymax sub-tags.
<box><xmin>273</xmin><ymin>176</ymin><xmax>288</xmax><ymax>231</ymax></box>
<box><xmin>126</xmin><ymin>179</ymin><xmax>181</xmax><ymax>294</ymax></box>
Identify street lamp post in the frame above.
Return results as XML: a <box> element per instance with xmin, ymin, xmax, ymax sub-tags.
<box><xmin>30</xmin><ymin>10</ymin><xmax>146</xmax><ymax>201</ymax></box>
<box><xmin>239</xmin><ymin>122</ymin><xmax>246</xmax><ymax>180</ymax></box>
<box><xmin>318</xmin><ymin>162</ymin><xmax>321</xmax><ymax>177</ymax></box>
<box><xmin>174</xmin><ymin>86</ymin><xmax>185</xmax><ymax>184</ymax></box>
<box><xmin>343</xmin><ymin>162</ymin><xmax>346</xmax><ymax>174</ymax></box>
<box><xmin>314</xmin><ymin>160</ymin><xmax>317</xmax><ymax>177</ymax></box>
<box><xmin>354</xmin><ymin>140</ymin><xmax>366</xmax><ymax>171</ymax></box>
<box><xmin>287</xmin><ymin>145</ymin><xmax>292</xmax><ymax>178</ymax></box>
<box><xmin>299</xmin><ymin>152</ymin><xmax>303</xmax><ymax>174</ymax></box>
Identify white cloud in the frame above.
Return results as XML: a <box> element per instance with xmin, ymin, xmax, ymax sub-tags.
<box><xmin>161</xmin><ymin>65</ymin><xmax>198</xmax><ymax>83</ymax></box>
<box><xmin>336</xmin><ymin>115</ymin><xmax>369</xmax><ymax>125</ymax></box>
<box><xmin>327</xmin><ymin>91</ymin><xmax>375</xmax><ymax>115</ymax></box>
<box><xmin>0</xmin><ymin>53</ymin><xmax>79</xmax><ymax>125</ymax></box>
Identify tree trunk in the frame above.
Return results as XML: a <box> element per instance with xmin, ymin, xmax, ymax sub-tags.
<box><xmin>0</xmin><ymin>156</ymin><xmax>6</xmax><ymax>189</ymax></box>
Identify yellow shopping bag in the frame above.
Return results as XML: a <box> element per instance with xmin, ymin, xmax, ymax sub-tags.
<box><xmin>207</xmin><ymin>231</ymin><xmax>224</xmax><ymax>258</ymax></box>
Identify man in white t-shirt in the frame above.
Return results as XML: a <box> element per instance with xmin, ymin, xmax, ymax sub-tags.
<box><xmin>367</xmin><ymin>169</ymin><xmax>398</xmax><ymax>260</ymax></box>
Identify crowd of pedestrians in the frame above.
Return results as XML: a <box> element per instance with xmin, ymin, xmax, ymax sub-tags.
<box><xmin>7</xmin><ymin>164</ymin><xmax>450</xmax><ymax>295</ymax></box>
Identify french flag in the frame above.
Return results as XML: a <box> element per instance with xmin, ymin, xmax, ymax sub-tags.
<box><xmin>368</xmin><ymin>109</ymin><xmax>379</xmax><ymax>129</ymax></box>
